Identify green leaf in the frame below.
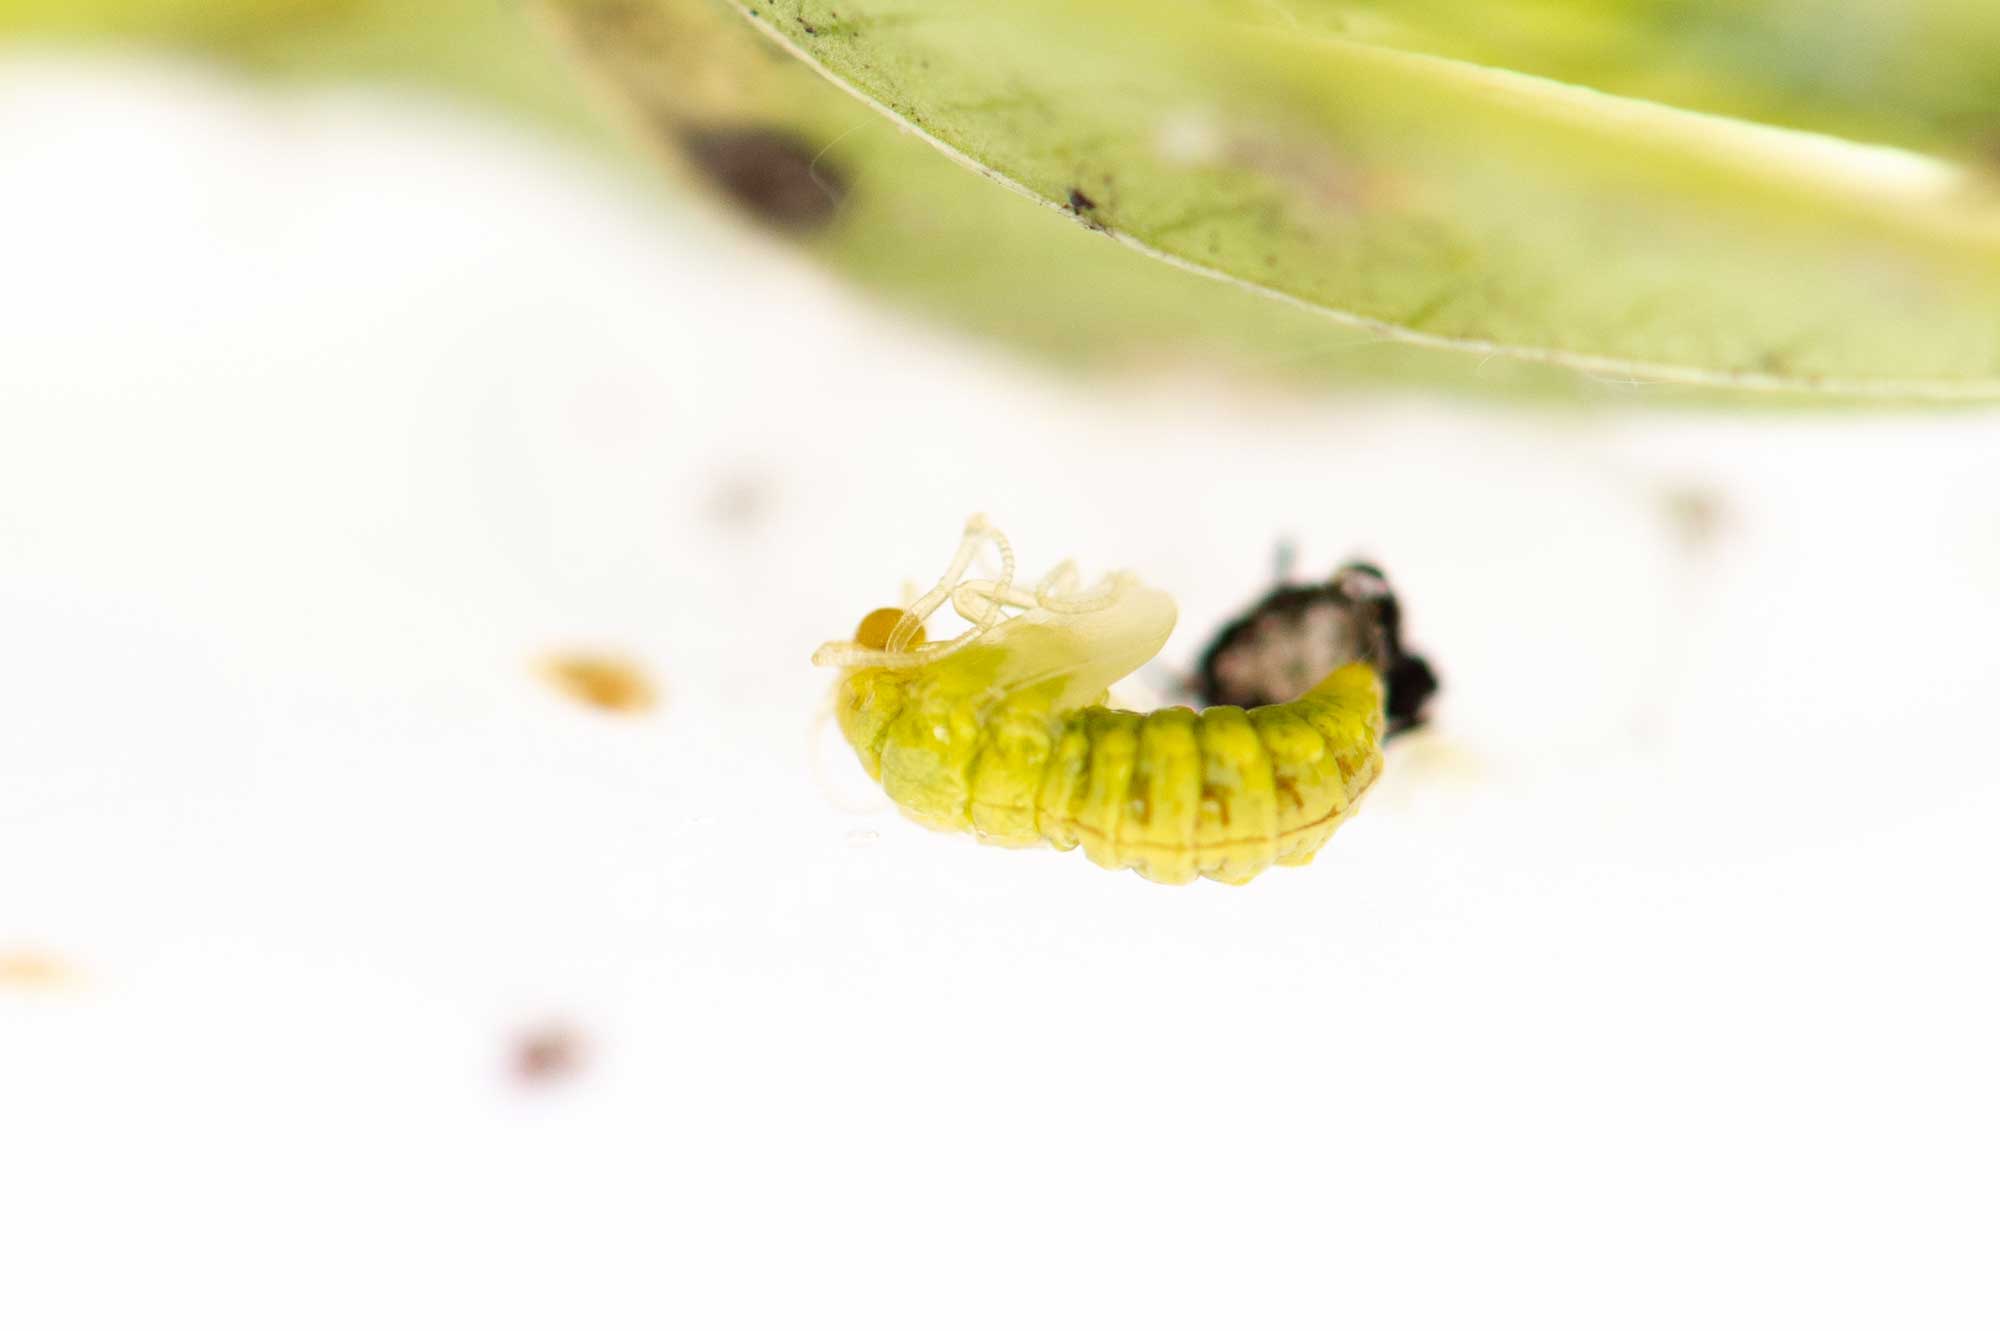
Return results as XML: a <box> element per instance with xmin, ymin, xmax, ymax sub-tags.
<box><xmin>618</xmin><ymin>0</ymin><xmax>1999</xmax><ymax>396</ymax></box>
<box><xmin>541</xmin><ymin>0</ymin><xmax>1570</xmax><ymax>392</ymax></box>
<box><xmin>18</xmin><ymin>0</ymin><xmax>2000</xmax><ymax>396</ymax></box>
<box><xmin>1243</xmin><ymin>1</ymin><xmax>2000</xmax><ymax>167</ymax></box>
<box><xmin>0</xmin><ymin>0</ymin><xmax>616</xmax><ymax>143</ymax></box>
<box><xmin>5</xmin><ymin>0</ymin><xmax>1550</xmax><ymax>392</ymax></box>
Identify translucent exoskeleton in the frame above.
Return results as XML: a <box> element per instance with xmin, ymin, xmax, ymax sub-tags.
<box><xmin>814</xmin><ymin>518</ymin><xmax>1389</xmax><ymax>885</ymax></box>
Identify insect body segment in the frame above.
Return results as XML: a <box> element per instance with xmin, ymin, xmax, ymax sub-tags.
<box><xmin>817</xmin><ymin>519</ymin><xmax>1388</xmax><ymax>885</ymax></box>
<box><xmin>1039</xmin><ymin>666</ymin><xmax>1382</xmax><ymax>884</ymax></box>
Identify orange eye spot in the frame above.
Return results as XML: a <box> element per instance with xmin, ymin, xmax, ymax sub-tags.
<box><xmin>854</xmin><ymin>607</ymin><xmax>925</xmax><ymax>651</ymax></box>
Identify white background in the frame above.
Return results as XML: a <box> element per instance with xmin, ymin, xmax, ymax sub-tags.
<box><xmin>3</xmin><ymin>54</ymin><xmax>1997</xmax><ymax>1329</ymax></box>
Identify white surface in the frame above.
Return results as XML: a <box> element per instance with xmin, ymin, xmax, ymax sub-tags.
<box><xmin>3</xmin><ymin>55</ymin><xmax>1997</xmax><ymax>1330</ymax></box>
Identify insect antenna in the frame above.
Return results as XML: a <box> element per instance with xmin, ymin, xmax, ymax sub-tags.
<box><xmin>813</xmin><ymin>516</ymin><xmax>1020</xmax><ymax>669</ymax></box>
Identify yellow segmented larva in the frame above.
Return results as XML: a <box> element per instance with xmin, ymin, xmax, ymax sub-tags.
<box><xmin>813</xmin><ymin>518</ymin><xmax>1385</xmax><ymax>885</ymax></box>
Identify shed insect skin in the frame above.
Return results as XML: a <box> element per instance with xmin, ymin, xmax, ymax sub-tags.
<box><xmin>814</xmin><ymin>518</ymin><xmax>1386</xmax><ymax>885</ymax></box>
<box><xmin>1196</xmin><ymin>560</ymin><xmax>1439</xmax><ymax>738</ymax></box>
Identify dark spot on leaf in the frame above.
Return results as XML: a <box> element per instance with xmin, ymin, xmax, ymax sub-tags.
<box><xmin>678</xmin><ymin>126</ymin><xmax>847</xmax><ymax>232</ymax></box>
<box><xmin>1066</xmin><ymin>187</ymin><xmax>1110</xmax><ymax>232</ymax></box>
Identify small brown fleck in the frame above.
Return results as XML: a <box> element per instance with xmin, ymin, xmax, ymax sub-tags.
<box><xmin>540</xmin><ymin>654</ymin><xmax>658</xmax><ymax>714</ymax></box>
<box><xmin>0</xmin><ymin>949</ymin><xmax>77</xmax><ymax>990</ymax></box>
<box><xmin>1977</xmin><ymin>129</ymin><xmax>2000</xmax><ymax>171</ymax></box>
<box><xmin>1066</xmin><ymin>186</ymin><xmax>1097</xmax><ymax>213</ymax></box>
<box><xmin>1660</xmin><ymin>484</ymin><xmax>1731</xmax><ymax>552</ymax></box>
<box><xmin>512</xmin><ymin>1022</ymin><xmax>588</xmax><ymax>1086</ymax></box>
<box><xmin>678</xmin><ymin>125</ymin><xmax>847</xmax><ymax>232</ymax></box>
<box><xmin>707</xmin><ymin>470</ymin><xmax>775</xmax><ymax>528</ymax></box>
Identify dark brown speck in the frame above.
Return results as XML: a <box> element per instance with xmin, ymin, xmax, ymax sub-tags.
<box><xmin>678</xmin><ymin>125</ymin><xmax>847</xmax><ymax>232</ymax></box>
<box><xmin>513</xmin><ymin>1022</ymin><xmax>588</xmax><ymax>1086</ymax></box>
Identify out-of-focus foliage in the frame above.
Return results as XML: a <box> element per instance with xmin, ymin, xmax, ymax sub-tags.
<box><xmin>0</xmin><ymin>0</ymin><xmax>610</xmax><ymax>141</ymax></box>
<box><xmin>11</xmin><ymin>0</ymin><xmax>2000</xmax><ymax>397</ymax></box>
<box><xmin>535</xmin><ymin>0</ymin><xmax>1556</xmax><ymax>389</ymax></box>
<box><xmin>2</xmin><ymin>0</ymin><xmax>1554</xmax><ymax>390</ymax></box>
<box><xmin>638</xmin><ymin>0</ymin><xmax>2000</xmax><ymax>396</ymax></box>
<box><xmin>1273</xmin><ymin>1</ymin><xmax>2000</xmax><ymax>166</ymax></box>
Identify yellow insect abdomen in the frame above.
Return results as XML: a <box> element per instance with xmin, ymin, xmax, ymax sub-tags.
<box><xmin>845</xmin><ymin>658</ymin><xmax>1385</xmax><ymax>885</ymax></box>
<box><xmin>1034</xmin><ymin>663</ymin><xmax>1383</xmax><ymax>884</ymax></box>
